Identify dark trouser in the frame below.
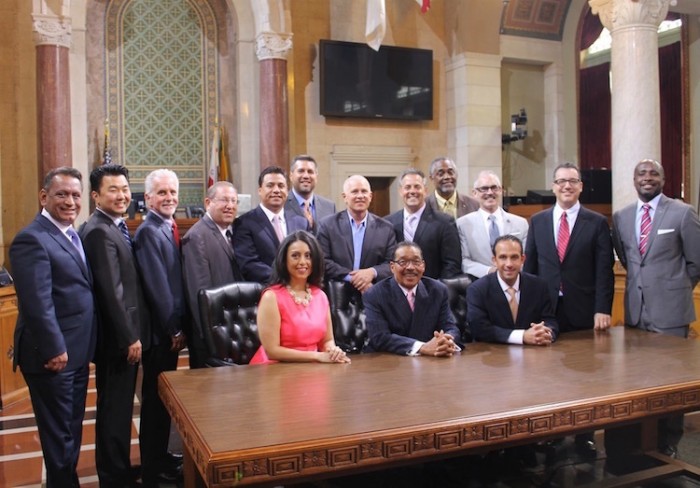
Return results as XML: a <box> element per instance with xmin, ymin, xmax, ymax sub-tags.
<box><xmin>24</xmin><ymin>365</ymin><xmax>90</xmax><ymax>488</ymax></box>
<box><xmin>95</xmin><ymin>355</ymin><xmax>139</xmax><ymax>486</ymax></box>
<box><xmin>186</xmin><ymin>329</ymin><xmax>208</xmax><ymax>369</ymax></box>
<box><xmin>140</xmin><ymin>341</ymin><xmax>179</xmax><ymax>484</ymax></box>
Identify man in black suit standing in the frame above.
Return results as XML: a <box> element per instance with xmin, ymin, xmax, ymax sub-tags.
<box><xmin>317</xmin><ymin>175</ymin><xmax>396</xmax><ymax>293</ymax></box>
<box><xmin>467</xmin><ymin>235</ymin><xmax>558</xmax><ymax>345</ymax></box>
<box><xmin>133</xmin><ymin>168</ymin><xmax>188</xmax><ymax>485</ymax></box>
<box><xmin>386</xmin><ymin>168</ymin><xmax>461</xmax><ymax>279</ymax></box>
<box><xmin>425</xmin><ymin>157</ymin><xmax>478</xmax><ymax>219</ymax></box>
<box><xmin>364</xmin><ymin>241</ymin><xmax>461</xmax><ymax>356</ymax></box>
<box><xmin>182</xmin><ymin>181</ymin><xmax>243</xmax><ymax>368</ymax></box>
<box><xmin>523</xmin><ymin>163</ymin><xmax>613</xmax><ymax>456</ymax></box>
<box><xmin>284</xmin><ymin>154</ymin><xmax>336</xmax><ymax>234</ymax></box>
<box><xmin>10</xmin><ymin>167</ymin><xmax>97</xmax><ymax>487</ymax></box>
<box><xmin>80</xmin><ymin>165</ymin><xmax>149</xmax><ymax>487</ymax></box>
<box><xmin>232</xmin><ymin>166</ymin><xmax>308</xmax><ymax>283</ymax></box>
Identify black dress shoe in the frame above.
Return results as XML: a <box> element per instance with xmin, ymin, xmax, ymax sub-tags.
<box><xmin>575</xmin><ymin>439</ymin><xmax>598</xmax><ymax>459</ymax></box>
<box><xmin>156</xmin><ymin>463</ymin><xmax>183</xmax><ymax>483</ymax></box>
<box><xmin>659</xmin><ymin>445</ymin><xmax>678</xmax><ymax>459</ymax></box>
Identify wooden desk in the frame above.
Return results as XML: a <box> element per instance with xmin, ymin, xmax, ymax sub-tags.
<box><xmin>160</xmin><ymin>328</ymin><xmax>700</xmax><ymax>487</ymax></box>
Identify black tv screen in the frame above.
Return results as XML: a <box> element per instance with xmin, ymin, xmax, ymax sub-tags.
<box><xmin>319</xmin><ymin>40</ymin><xmax>433</xmax><ymax>121</ymax></box>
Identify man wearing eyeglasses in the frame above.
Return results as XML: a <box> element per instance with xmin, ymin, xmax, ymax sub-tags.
<box><xmin>364</xmin><ymin>241</ymin><xmax>461</xmax><ymax>356</ymax></box>
<box><xmin>181</xmin><ymin>181</ymin><xmax>243</xmax><ymax>368</ymax></box>
<box><xmin>456</xmin><ymin>171</ymin><xmax>528</xmax><ymax>281</ymax></box>
<box><xmin>523</xmin><ymin>162</ymin><xmax>614</xmax><ymax>457</ymax></box>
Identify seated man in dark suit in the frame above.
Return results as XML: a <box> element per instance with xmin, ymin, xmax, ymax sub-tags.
<box><xmin>364</xmin><ymin>241</ymin><xmax>461</xmax><ymax>356</ymax></box>
<box><xmin>232</xmin><ymin>166</ymin><xmax>308</xmax><ymax>283</ymax></box>
<box><xmin>467</xmin><ymin>235</ymin><xmax>558</xmax><ymax>345</ymax></box>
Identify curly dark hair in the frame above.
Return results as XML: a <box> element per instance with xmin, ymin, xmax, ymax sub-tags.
<box><xmin>270</xmin><ymin>231</ymin><xmax>325</xmax><ymax>287</ymax></box>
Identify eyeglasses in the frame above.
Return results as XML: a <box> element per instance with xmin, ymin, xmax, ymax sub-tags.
<box><xmin>553</xmin><ymin>178</ymin><xmax>582</xmax><ymax>186</ymax></box>
<box><xmin>474</xmin><ymin>185</ymin><xmax>502</xmax><ymax>193</ymax></box>
<box><xmin>211</xmin><ymin>197</ymin><xmax>238</xmax><ymax>205</ymax></box>
<box><xmin>391</xmin><ymin>259</ymin><xmax>425</xmax><ymax>269</ymax></box>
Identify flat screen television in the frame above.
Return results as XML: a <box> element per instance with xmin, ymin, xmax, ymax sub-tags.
<box><xmin>319</xmin><ymin>40</ymin><xmax>433</xmax><ymax>121</ymax></box>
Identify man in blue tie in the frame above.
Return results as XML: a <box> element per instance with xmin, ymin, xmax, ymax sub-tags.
<box><xmin>10</xmin><ymin>167</ymin><xmax>97</xmax><ymax>487</ymax></box>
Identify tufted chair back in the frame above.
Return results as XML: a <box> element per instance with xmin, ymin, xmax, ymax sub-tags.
<box><xmin>326</xmin><ymin>280</ymin><xmax>368</xmax><ymax>353</ymax></box>
<box><xmin>198</xmin><ymin>282</ymin><xmax>264</xmax><ymax>367</ymax></box>
<box><xmin>440</xmin><ymin>275</ymin><xmax>472</xmax><ymax>343</ymax></box>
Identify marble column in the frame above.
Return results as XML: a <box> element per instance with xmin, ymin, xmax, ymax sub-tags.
<box><xmin>589</xmin><ymin>0</ymin><xmax>670</xmax><ymax>210</ymax></box>
<box><xmin>256</xmin><ymin>31</ymin><xmax>292</xmax><ymax>172</ymax></box>
<box><xmin>32</xmin><ymin>10</ymin><xmax>73</xmax><ymax>177</ymax></box>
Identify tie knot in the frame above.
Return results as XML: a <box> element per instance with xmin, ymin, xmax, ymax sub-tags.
<box><xmin>507</xmin><ymin>287</ymin><xmax>516</xmax><ymax>298</ymax></box>
<box><xmin>488</xmin><ymin>214</ymin><xmax>495</xmax><ymax>222</ymax></box>
<box><xmin>561</xmin><ymin>212</ymin><xmax>568</xmax><ymax>221</ymax></box>
<box><xmin>642</xmin><ymin>204</ymin><xmax>651</xmax><ymax>212</ymax></box>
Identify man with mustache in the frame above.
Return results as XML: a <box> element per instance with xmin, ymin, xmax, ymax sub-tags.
<box><xmin>456</xmin><ymin>170</ymin><xmax>528</xmax><ymax>281</ymax></box>
<box><xmin>284</xmin><ymin>155</ymin><xmax>336</xmax><ymax>234</ymax></box>
<box><xmin>425</xmin><ymin>157</ymin><xmax>478</xmax><ymax>219</ymax></box>
<box><xmin>363</xmin><ymin>241</ymin><xmax>461</xmax><ymax>356</ymax></box>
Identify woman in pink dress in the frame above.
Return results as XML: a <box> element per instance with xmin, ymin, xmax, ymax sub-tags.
<box><xmin>250</xmin><ymin>231</ymin><xmax>350</xmax><ymax>364</ymax></box>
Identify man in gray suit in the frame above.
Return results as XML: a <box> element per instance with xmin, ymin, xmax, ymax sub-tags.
<box><xmin>425</xmin><ymin>157</ymin><xmax>478</xmax><ymax>219</ymax></box>
<box><xmin>318</xmin><ymin>175</ymin><xmax>396</xmax><ymax>293</ymax></box>
<box><xmin>284</xmin><ymin>154</ymin><xmax>336</xmax><ymax>233</ymax></box>
<box><xmin>610</xmin><ymin>158</ymin><xmax>700</xmax><ymax>459</ymax></box>
<box><xmin>456</xmin><ymin>171</ymin><xmax>528</xmax><ymax>280</ymax></box>
<box><xmin>181</xmin><ymin>181</ymin><xmax>243</xmax><ymax>368</ymax></box>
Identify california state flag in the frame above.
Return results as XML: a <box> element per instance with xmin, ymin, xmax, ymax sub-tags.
<box><xmin>417</xmin><ymin>0</ymin><xmax>430</xmax><ymax>13</ymax></box>
<box><xmin>365</xmin><ymin>0</ymin><xmax>385</xmax><ymax>52</ymax></box>
<box><xmin>207</xmin><ymin>127</ymin><xmax>220</xmax><ymax>188</ymax></box>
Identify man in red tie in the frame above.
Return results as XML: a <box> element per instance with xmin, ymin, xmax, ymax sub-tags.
<box><xmin>523</xmin><ymin>162</ymin><xmax>614</xmax><ymax>458</ymax></box>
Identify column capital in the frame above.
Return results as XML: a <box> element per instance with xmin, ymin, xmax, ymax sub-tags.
<box><xmin>255</xmin><ymin>31</ymin><xmax>293</xmax><ymax>61</ymax></box>
<box><xmin>32</xmin><ymin>14</ymin><xmax>71</xmax><ymax>47</ymax></box>
<box><xmin>589</xmin><ymin>0</ymin><xmax>671</xmax><ymax>31</ymax></box>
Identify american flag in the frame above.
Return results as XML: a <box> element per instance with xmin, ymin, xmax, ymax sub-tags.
<box><xmin>103</xmin><ymin>119</ymin><xmax>113</xmax><ymax>165</ymax></box>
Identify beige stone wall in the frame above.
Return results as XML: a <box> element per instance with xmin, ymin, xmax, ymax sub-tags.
<box><xmin>0</xmin><ymin>0</ymin><xmax>39</xmax><ymax>268</ymax></box>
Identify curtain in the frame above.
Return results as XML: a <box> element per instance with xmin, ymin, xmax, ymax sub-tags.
<box><xmin>659</xmin><ymin>41</ymin><xmax>682</xmax><ymax>198</ymax></box>
<box><xmin>579</xmin><ymin>62</ymin><xmax>611</xmax><ymax>170</ymax></box>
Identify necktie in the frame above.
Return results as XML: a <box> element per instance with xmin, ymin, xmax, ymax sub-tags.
<box><xmin>172</xmin><ymin>221</ymin><xmax>181</xmax><ymax>248</ymax></box>
<box><xmin>117</xmin><ymin>220</ymin><xmax>132</xmax><ymax>248</ymax></box>
<box><xmin>66</xmin><ymin>228</ymin><xmax>86</xmax><ymax>264</ymax></box>
<box><xmin>506</xmin><ymin>287</ymin><xmax>518</xmax><ymax>322</ymax></box>
<box><xmin>303</xmin><ymin>201</ymin><xmax>314</xmax><ymax>229</ymax></box>
<box><xmin>404</xmin><ymin>215</ymin><xmax>417</xmax><ymax>242</ymax></box>
<box><xmin>407</xmin><ymin>290</ymin><xmax>415</xmax><ymax>311</ymax></box>
<box><xmin>443</xmin><ymin>200</ymin><xmax>456</xmax><ymax>219</ymax></box>
<box><xmin>557</xmin><ymin>212</ymin><xmax>570</xmax><ymax>262</ymax></box>
<box><xmin>639</xmin><ymin>204</ymin><xmax>652</xmax><ymax>255</ymax></box>
<box><xmin>226</xmin><ymin>229</ymin><xmax>233</xmax><ymax>245</ymax></box>
<box><xmin>272</xmin><ymin>215</ymin><xmax>285</xmax><ymax>243</ymax></box>
<box><xmin>488</xmin><ymin>214</ymin><xmax>499</xmax><ymax>247</ymax></box>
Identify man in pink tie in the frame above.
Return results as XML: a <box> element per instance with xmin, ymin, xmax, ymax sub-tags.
<box><xmin>363</xmin><ymin>242</ymin><xmax>461</xmax><ymax>356</ymax></box>
<box><xmin>610</xmin><ymin>159</ymin><xmax>700</xmax><ymax>460</ymax></box>
<box><xmin>523</xmin><ymin>162</ymin><xmax>614</xmax><ymax>458</ymax></box>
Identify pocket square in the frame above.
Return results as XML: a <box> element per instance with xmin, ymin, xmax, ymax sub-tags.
<box><xmin>658</xmin><ymin>228</ymin><xmax>675</xmax><ymax>235</ymax></box>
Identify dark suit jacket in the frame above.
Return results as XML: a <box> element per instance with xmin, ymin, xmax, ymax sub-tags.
<box><xmin>524</xmin><ymin>206</ymin><xmax>614</xmax><ymax>330</ymax></box>
<box><xmin>232</xmin><ymin>206</ymin><xmax>309</xmax><ymax>283</ymax></box>
<box><xmin>317</xmin><ymin>211</ymin><xmax>397</xmax><ymax>282</ymax></box>
<box><xmin>426</xmin><ymin>191</ymin><xmax>479</xmax><ymax>218</ymax></box>
<box><xmin>10</xmin><ymin>214</ymin><xmax>97</xmax><ymax>373</ymax></box>
<box><xmin>364</xmin><ymin>277</ymin><xmax>460</xmax><ymax>354</ymax></box>
<box><xmin>182</xmin><ymin>213</ymin><xmax>243</xmax><ymax>338</ymax></box>
<box><xmin>133</xmin><ymin>211</ymin><xmax>187</xmax><ymax>344</ymax></box>
<box><xmin>285</xmin><ymin>192</ymin><xmax>336</xmax><ymax>234</ymax></box>
<box><xmin>386</xmin><ymin>206</ymin><xmax>461</xmax><ymax>279</ymax></box>
<box><xmin>80</xmin><ymin>211</ymin><xmax>151</xmax><ymax>359</ymax></box>
<box><xmin>467</xmin><ymin>272</ymin><xmax>558</xmax><ymax>344</ymax></box>
<box><xmin>612</xmin><ymin>194</ymin><xmax>700</xmax><ymax>328</ymax></box>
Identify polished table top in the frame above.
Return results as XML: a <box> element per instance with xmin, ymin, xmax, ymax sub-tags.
<box><xmin>160</xmin><ymin>327</ymin><xmax>700</xmax><ymax>486</ymax></box>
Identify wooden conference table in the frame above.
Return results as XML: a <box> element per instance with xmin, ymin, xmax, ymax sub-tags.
<box><xmin>159</xmin><ymin>327</ymin><xmax>700</xmax><ymax>487</ymax></box>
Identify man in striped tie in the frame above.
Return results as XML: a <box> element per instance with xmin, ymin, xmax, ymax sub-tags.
<box><xmin>610</xmin><ymin>159</ymin><xmax>700</xmax><ymax>461</ymax></box>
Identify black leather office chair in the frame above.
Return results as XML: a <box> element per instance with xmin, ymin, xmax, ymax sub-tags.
<box><xmin>326</xmin><ymin>280</ymin><xmax>368</xmax><ymax>353</ymax></box>
<box><xmin>441</xmin><ymin>275</ymin><xmax>472</xmax><ymax>343</ymax></box>
<box><xmin>197</xmin><ymin>282</ymin><xmax>263</xmax><ymax>367</ymax></box>
<box><xmin>186</xmin><ymin>205</ymin><xmax>205</xmax><ymax>218</ymax></box>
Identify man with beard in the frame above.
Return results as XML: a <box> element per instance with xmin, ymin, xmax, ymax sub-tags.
<box><xmin>364</xmin><ymin>241</ymin><xmax>461</xmax><ymax>355</ymax></box>
<box><xmin>425</xmin><ymin>157</ymin><xmax>478</xmax><ymax>219</ymax></box>
<box><xmin>608</xmin><ymin>159</ymin><xmax>700</xmax><ymax>460</ymax></box>
<box><xmin>284</xmin><ymin>155</ymin><xmax>336</xmax><ymax>234</ymax></box>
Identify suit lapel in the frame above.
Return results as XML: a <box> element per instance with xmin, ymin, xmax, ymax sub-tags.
<box><xmin>389</xmin><ymin>279</ymin><xmax>414</xmax><ymax>336</ymax></box>
<box><xmin>564</xmin><ymin>208</ymin><xmax>589</xmax><ymax>262</ymax></box>
<box><xmin>408</xmin><ymin>280</ymin><xmax>429</xmax><ymax>338</ymax></box>
<box><xmin>338</xmin><ymin>213</ymin><xmax>354</xmax><ymax>262</ymax></box>
<box><xmin>95</xmin><ymin>212</ymin><xmax>132</xmax><ymax>256</ymax></box>
<box><xmin>204</xmin><ymin>215</ymin><xmax>234</xmax><ymax>260</ymax></box>
<box><xmin>38</xmin><ymin>216</ymin><xmax>91</xmax><ymax>281</ymax></box>
<box><xmin>644</xmin><ymin>195</ymin><xmax>668</xmax><ymax>259</ymax></box>
<box><xmin>490</xmin><ymin>273</ymin><xmax>515</xmax><ymax>326</ymax></box>
<box><xmin>542</xmin><ymin>209</ymin><xmax>558</xmax><ymax>263</ymax></box>
<box><xmin>359</xmin><ymin>214</ymin><xmax>376</xmax><ymax>269</ymax></box>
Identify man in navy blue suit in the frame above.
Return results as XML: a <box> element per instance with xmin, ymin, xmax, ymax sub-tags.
<box><xmin>10</xmin><ymin>167</ymin><xmax>97</xmax><ymax>487</ymax></box>
<box><xmin>364</xmin><ymin>241</ymin><xmax>460</xmax><ymax>356</ymax></box>
<box><xmin>232</xmin><ymin>166</ymin><xmax>308</xmax><ymax>283</ymax></box>
<box><xmin>467</xmin><ymin>235</ymin><xmax>558</xmax><ymax>345</ymax></box>
<box><xmin>133</xmin><ymin>168</ymin><xmax>188</xmax><ymax>485</ymax></box>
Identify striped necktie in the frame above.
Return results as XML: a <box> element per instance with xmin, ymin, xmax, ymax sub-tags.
<box><xmin>639</xmin><ymin>204</ymin><xmax>652</xmax><ymax>255</ymax></box>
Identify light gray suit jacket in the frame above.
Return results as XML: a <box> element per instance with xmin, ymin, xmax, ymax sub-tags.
<box><xmin>456</xmin><ymin>209</ymin><xmax>528</xmax><ymax>279</ymax></box>
<box><xmin>612</xmin><ymin>194</ymin><xmax>700</xmax><ymax>328</ymax></box>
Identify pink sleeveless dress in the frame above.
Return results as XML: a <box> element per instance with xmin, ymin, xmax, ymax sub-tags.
<box><xmin>249</xmin><ymin>284</ymin><xmax>329</xmax><ymax>364</ymax></box>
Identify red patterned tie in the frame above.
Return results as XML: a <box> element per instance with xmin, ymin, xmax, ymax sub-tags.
<box><xmin>557</xmin><ymin>212</ymin><xmax>569</xmax><ymax>262</ymax></box>
<box><xmin>639</xmin><ymin>204</ymin><xmax>652</xmax><ymax>255</ymax></box>
<box><xmin>172</xmin><ymin>221</ymin><xmax>181</xmax><ymax>248</ymax></box>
